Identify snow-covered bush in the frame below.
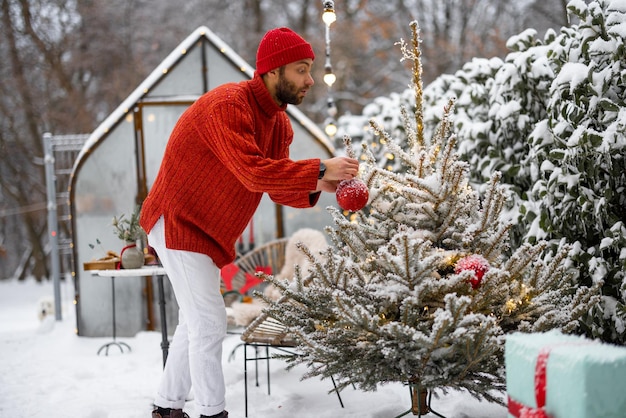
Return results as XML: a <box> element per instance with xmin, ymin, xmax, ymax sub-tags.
<box><xmin>525</xmin><ymin>0</ymin><xmax>626</xmax><ymax>343</ymax></box>
<box><xmin>336</xmin><ymin>0</ymin><xmax>626</xmax><ymax>345</ymax></box>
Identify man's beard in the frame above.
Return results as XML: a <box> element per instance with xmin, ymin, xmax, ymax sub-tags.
<box><xmin>275</xmin><ymin>69</ymin><xmax>304</xmax><ymax>105</ymax></box>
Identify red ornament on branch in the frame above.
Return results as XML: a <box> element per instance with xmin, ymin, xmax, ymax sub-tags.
<box><xmin>336</xmin><ymin>178</ymin><xmax>369</xmax><ymax>212</ymax></box>
<box><xmin>455</xmin><ymin>254</ymin><xmax>490</xmax><ymax>289</ymax></box>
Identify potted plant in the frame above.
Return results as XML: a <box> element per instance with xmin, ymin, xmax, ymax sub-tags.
<box><xmin>112</xmin><ymin>206</ymin><xmax>145</xmax><ymax>269</ymax></box>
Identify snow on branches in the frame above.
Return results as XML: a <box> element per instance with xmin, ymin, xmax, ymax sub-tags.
<box><xmin>258</xmin><ymin>20</ymin><xmax>601</xmax><ymax>408</ymax></box>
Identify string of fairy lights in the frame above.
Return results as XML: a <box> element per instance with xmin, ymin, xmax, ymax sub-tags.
<box><xmin>322</xmin><ymin>1</ymin><xmax>338</xmax><ymax>138</ymax></box>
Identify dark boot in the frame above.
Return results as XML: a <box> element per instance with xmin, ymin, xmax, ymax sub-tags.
<box><xmin>151</xmin><ymin>407</ymin><xmax>189</xmax><ymax>418</ymax></box>
<box><xmin>200</xmin><ymin>411</ymin><xmax>228</xmax><ymax>418</ymax></box>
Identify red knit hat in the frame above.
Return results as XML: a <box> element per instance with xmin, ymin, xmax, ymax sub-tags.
<box><xmin>256</xmin><ymin>27</ymin><xmax>315</xmax><ymax>74</ymax></box>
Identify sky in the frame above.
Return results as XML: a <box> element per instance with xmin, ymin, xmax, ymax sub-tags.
<box><xmin>0</xmin><ymin>278</ymin><xmax>509</xmax><ymax>418</ymax></box>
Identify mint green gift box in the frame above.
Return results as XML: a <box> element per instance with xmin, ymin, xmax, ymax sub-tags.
<box><xmin>505</xmin><ymin>331</ymin><xmax>626</xmax><ymax>418</ymax></box>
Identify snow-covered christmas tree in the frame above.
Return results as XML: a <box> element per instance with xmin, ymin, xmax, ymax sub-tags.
<box><xmin>260</xmin><ymin>21</ymin><xmax>600</xmax><ymax>416</ymax></box>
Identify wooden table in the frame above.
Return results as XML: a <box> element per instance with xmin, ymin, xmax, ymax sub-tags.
<box><xmin>91</xmin><ymin>266</ymin><xmax>170</xmax><ymax>367</ymax></box>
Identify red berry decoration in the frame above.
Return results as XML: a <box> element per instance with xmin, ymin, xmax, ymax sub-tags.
<box><xmin>455</xmin><ymin>254</ymin><xmax>490</xmax><ymax>289</ymax></box>
<box><xmin>336</xmin><ymin>178</ymin><xmax>369</xmax><ymax>212</ymax></box>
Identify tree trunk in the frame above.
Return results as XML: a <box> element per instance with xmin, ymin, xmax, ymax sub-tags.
<box><xmin>410</xmin><ymin>385</ymin><xmax>430</xmax><ymax>416</ymax></box>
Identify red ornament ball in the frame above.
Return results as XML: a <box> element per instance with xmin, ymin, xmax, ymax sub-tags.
<box><xmin>455</xmin><ymin>254</ymin><xmax>490</xmax><ymax>289</ymax></box>
<box><xmin>336</xmin><ymin>178</ymin><xmax>369</xmax><ymax>212</ymax></box>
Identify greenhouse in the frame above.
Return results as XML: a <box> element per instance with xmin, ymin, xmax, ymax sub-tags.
<box><xmin>68</xmin><ymin>26</ymin><xmax>335</xmax><ymax>337</ymax></box>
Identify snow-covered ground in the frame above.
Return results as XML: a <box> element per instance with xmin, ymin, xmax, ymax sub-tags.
<box><xmin>0</xmin><ymin>278</ymin><xmax>508</xmax><ymax>418</ymax></box>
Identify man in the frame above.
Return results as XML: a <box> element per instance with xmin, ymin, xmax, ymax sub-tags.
<box><xmin>141</xmin><ymin>27</ymin><xmax>359</xmax><ymax>418</ymax></box>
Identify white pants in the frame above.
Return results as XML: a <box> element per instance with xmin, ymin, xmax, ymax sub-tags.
<box><xmin>149</xmin><ymin>217</ymin><xmax>227</xmax><ymax>416</ymax></box>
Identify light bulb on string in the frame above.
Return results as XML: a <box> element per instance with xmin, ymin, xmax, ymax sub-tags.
<box><xmin>322</xmin><ymin>0</ymin><xmax>336</xmax><ymax>26</ymax></box>
<box><xmin>327</xmin><ymin>97</ymin><xmax>337</xmax><ymax>118</ymax></box>
<box><xmin>323</xmin><ymin>65</ymin><xmax>336</xmax><ymax>87</ymax></box>
<box><xmin>322</xmin><ymin>10</ymin><xmax>336</xmax><ymax>26</ymax></box>
<box><xmin>325</xmin><ymin>119</ymin><xmax>338</xmax><ymax>137</ymax></box>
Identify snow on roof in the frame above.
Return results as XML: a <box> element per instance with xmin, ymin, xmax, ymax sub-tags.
<box><xmin>74</xmin><ymin>25</ymin><xmax>332</xmax><ymax>167</ymax></box>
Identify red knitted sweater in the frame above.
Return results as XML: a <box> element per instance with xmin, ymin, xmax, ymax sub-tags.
<box><xmin>140</xmin><ymin>72</ymin><xmax>320</xmax><ymax>268</ymax></box>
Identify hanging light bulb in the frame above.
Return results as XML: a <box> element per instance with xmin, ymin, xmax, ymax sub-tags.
<box><xmin>323</xmin><ymin>65</ymin><xmax>336</xmax><ymax>87</ymax></box>
<box><xmin>322</xmin><ymin>1</ymin><xmax>336</xmax><ymax>26</ymax></box>
<box><xmin>327</xmin><ymin>97</ymin><xmax>337</xmax><ymax>118</ymax></box>
<box><xmin>325</xmin><ymin>119</ymin><xmax>338</xmax><ymax>137</ymax></box>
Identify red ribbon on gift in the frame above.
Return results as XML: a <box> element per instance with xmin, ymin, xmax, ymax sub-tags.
<box><xmin>508</xmin><ymin>340</ymin><xmax>595</xmax><ymax>418</ymax></box>
<box><xmin>508</xmin><ymin>346</ymin><xmax>552</xmax><ymax>418</ymax></box>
